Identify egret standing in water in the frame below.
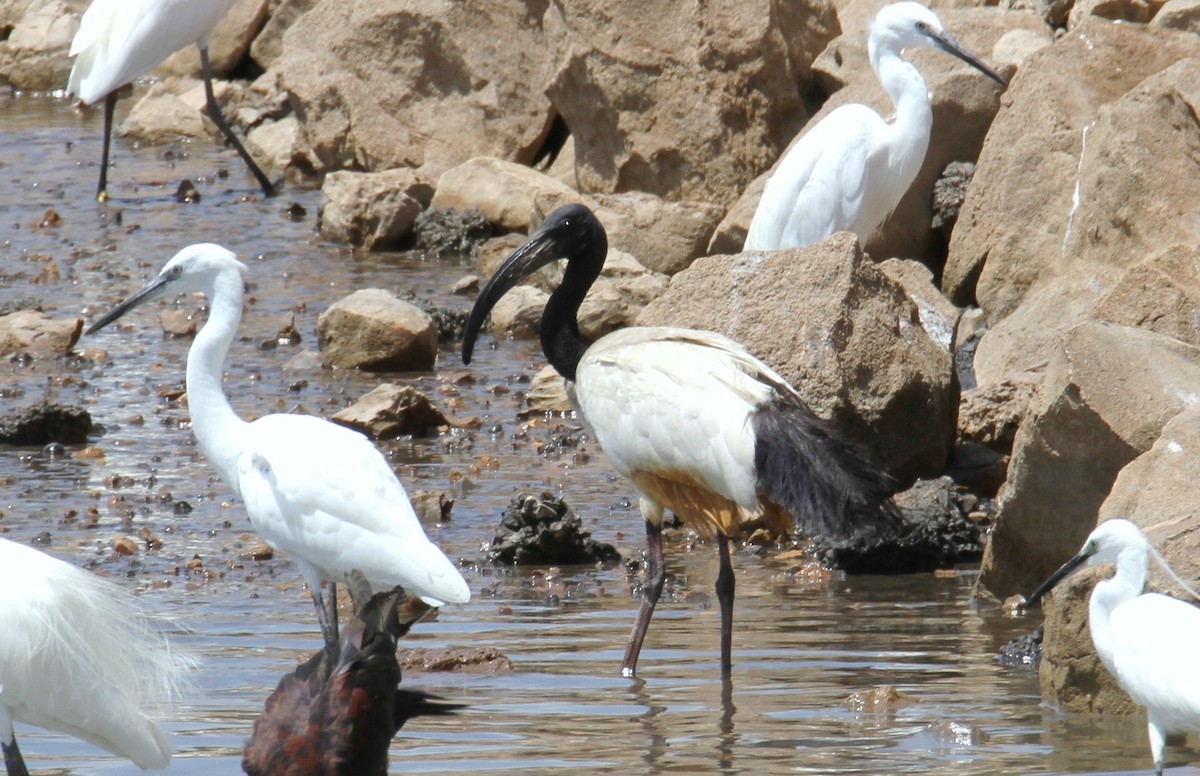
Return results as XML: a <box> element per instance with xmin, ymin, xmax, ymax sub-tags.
<box><xmin>67</xmin><ymin>0</ymin><xmax>276</xmax><ymax>201</ymax></box>
<box><xmin>1028</xmin><ymin>519</ymin><xmax>1200</xmax><ymax>776</ymax></box>
<box><xmin>463</xmin><ymin>204</ymin><xmax>899</xmax><ymax>677</ymax></box>
<box><xmin>87</xmin><ymin>245</ymin><xmax>470</xmax><ymax>654</ymax></box>
<box><xmin>0</xmin><ymin>537</ymin><xmax>189</xmax><ymax>774</ymax></box>
<box><xmin>744</xmin><ymin>2</ymin><xmax>1006</xmax><ymax>251</ymax></box>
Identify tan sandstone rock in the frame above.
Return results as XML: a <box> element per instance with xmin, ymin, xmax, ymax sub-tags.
<box><xmin>978</xmin><ymin>322</ymin><xmax>1200</xmax><ymax>600</ymax></box>
<box><xmin>0</xmin><ymin>310</ymin><xmax>81</xmax><ymax>358</ymax></box>
<box><xmin>156</xmin><ymin>0</ymin><xmax>269</xmax><ymax>78</ymax></box>
<box><xmin>543</xmin><ymin>0</ymin><xmax>836</xmax><ymax>207</ymax></box>
<box><xmin>316</xmin><ymin>289</ymin><xmax>437</xmax><ymax>371</ymax></box>
<box><xmin>319</xmin><ymin>169</ymin><xmax>431</xmax><ymax>250</ymax></box>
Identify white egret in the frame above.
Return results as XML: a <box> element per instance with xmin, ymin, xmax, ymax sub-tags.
<box><xmin>86</xmin><ymin>245</ymin><xmax>470</xmax><ymax>653</ymax></box>
<box><xmin>1028</xmin><ymin>518</ymin><xmax>1200</xmax><ymax>776</ymax></box>
<box><xmin>463</xmin><ymin>204</ymin><xmax>899</xmax><ymax>677</ymax></box>
<box><xmin>67</xmin><ymin>0</ymin><xmax>275</xmax><ymax>202</ymax></box>
<box><xmin>0</xmin><ymin>537</ymin><xmax>189</xmax><ymax>774</ymax></box>
<box><xmin>744</xmin><ymin>1</ymin><xmax>1006</xmax><ymax>251</ymax></box>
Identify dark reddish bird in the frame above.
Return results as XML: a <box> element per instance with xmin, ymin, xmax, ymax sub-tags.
<box><xmin>242</xmin><ymin>585</ymin><xmax>463</xmax><ymax>776</ymax></box>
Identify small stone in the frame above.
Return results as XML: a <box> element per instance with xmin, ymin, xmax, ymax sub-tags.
<box><xmin>240</xmin><ymin>542</ymin><xmax>275</xmax><ymax>561</ymax></box>
<box><xmin>112</xmin><ymin>534</ymin><xmax>138</xmax><ymax>556</ymax></box>
<box><xmin>843</xmin><ymin>686</ymin><xmax>911</xmax><ymax>713</ymax></box>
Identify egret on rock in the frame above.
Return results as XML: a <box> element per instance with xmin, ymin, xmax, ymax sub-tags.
<box><xmin>1028</xmin><ymin>519</ymin><xmax>1200</xmax><ymax>776</ymax></box>
<box><xmin>463</xmin><ymin>204</ymin><xmax>899</xmax><ymax>677</ymax></box>
<box><xmin>86</xmin><ymin>245</ymin><xmax>470</xmax><ymax>654</ymax></box>
<box><xmin>744</xmin><ymin>1</ymin><xmax>1006</xmax><ymax>251</ymax></box>
<box><xmin>67</xmin><ymin>0</ymin><xmax>276</xmax><ymax>201</ymax></box>
<box><xmin>0</xmin><ymin>537</ymin><xmax>190</xmax><ymax>775</ymax></box>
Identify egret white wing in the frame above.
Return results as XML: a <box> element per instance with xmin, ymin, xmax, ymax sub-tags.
<box><xmin>746</xmin><ymin>105</ymin><xmax>878</xmax><ymax>250</ymax></box>
<box><xmin>236</xmin><ymin>415</ymin><xmax>470</xmax><ymax>606</ymax></box>
<box><xmin>1110</xmin><ymin>593</ymin><xmax>1200</xmax><ymax>733</ymax></box>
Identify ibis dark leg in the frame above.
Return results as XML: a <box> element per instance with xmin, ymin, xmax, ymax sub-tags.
<box><xmin>96</xmin><ymin>91</ymin><xmax>117</xmax><ymax>203</ymax></box>
<box><xmin>716</xmin><ymin>534</ymin><xmax>735</xmax><ymax>676</ymax></box>
<box><xmin>310</xmin><ymin>582</ymin><xmax>340</xmax><ymax>662</ymax></box>
<box><xmin>623</xmin><ymin>508</ymin><xmax>666</xmax><ymax>677</ymax></box>
<box><xmin>3</xmin><ymin>738</ymin><xmax>30</xmax><ymax>776</ymax></box>
<box><xmin>198</xmin><ymin>45</ymin><xmax>275</xmax><ymax>197</ymax></box>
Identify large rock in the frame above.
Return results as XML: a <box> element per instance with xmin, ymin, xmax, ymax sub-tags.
<box><xmin>636</xmin><ymin>233</ymin><xmax>955</xmax><ymax>485</ymax></box>
<box><xmin>319</xmin><ymin>169</ymin><xmax>432</xmax><ymax>250</ymax></box>
<box><xmin>978</xmin><ymin>322</ymin><xmax>1200</xmax><ymax>600</ymax></box>
<box><xmin>711</xmin><ymin>6</ymin><xmax>1035</xmax><ymax>262</ymax></box>
<box><xmin>969</xmin><ymin>56</ymin><xmax>1200</xmax><ymax>385</ymax></box>
<box><xmin>0</xmin><ymin>0</ymin><xmax>87</xmax><ymax>90</ymax></box>
<box><xmin>331</xmin><ymin>383</ymin><xmax>448</xmax><ymax>439</ymax></box>
<box><xmin>277</xmin><ymin>0</ymin><xmax>552</xmax><ymax>180</ymax></box>
<box><xmin>533</xmin><ymin>190</ymin><xmax>724</xmax><ymax>276</ymax></box>
<box><xmin>543</xmin><ymin>0</ymin><xmax>836</xmax><ymax>206</ymax></box>
<box><xmin>1039</xmin><ymin>408</ymin><xmax>1200</xmax><ymax>713</ymax></box>
<box><xmin>316</xmin><ymin>289</ymin><xmax>437</xmax><ymax>371</ymax></box>
<box><xmin>157</xmin><ymin>0</ymin><xmax>269</xmax><ymax>78</ymax></box>
<box><xmin>431</xmin><ymin>157</ymin><xmax>576</xmax><ymax>233</ymax></box>
<box><xmin>944</xmin><ymin>23</ymin><xmax>1200</xmax><ymax>318</ymax></box>
<box><xmin>0</xmin><ymin>310</ymin><xmax>81</xmax><ymax>358</ymax></box>
<box><xmin>250</xmin><ymin>0</ymin><xmax>320</xmax><ymax>69</ymax></box>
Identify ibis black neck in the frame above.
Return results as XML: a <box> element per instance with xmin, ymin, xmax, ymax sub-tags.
<box><xmin>539</xmin><ymin>234</ymin><xmax>605</xmax><ymax>383</ymax></box>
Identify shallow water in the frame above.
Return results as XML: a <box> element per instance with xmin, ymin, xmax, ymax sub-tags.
<box><xmin>0</xmin><ymin>94</ymin><xmax>1195</xmax><ymax>775</ymax></box>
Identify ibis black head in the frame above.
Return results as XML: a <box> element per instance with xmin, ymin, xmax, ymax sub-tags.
<box><xmin>461</xmin><ymin>204</ymin><xmax>607</xmax><ymax>366</ymax></box>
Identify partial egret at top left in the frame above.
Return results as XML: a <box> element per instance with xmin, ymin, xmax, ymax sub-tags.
<box><xmin>86</xmin><ymin>245</ymin><xmax>470</xmax><ymax>654</ymax></box>
<box><xmin>67</xmin><ymin>0</ymin><xmax>275</xmax><ymax>201</ymax></box>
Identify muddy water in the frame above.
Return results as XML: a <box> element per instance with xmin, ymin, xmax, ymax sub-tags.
<box><xmin>0</xmin><ymin>94</ymin><xmax>1194</xmax><ymax>775</ymax></box>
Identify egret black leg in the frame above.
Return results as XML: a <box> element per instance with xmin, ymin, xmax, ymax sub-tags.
<box><xmin>716</xmin><ymin>534</ymin><xmax>735</xmax><ymax>676</ymax></box>
<box><xmin>198</xmin><ymin>45</ymin><xmax>276</xmax><ymax>197</ymax></box>
<box><xmin>623</xmin><ymin>516</ymin><xmax>666</xmax><ymax>677</ymax></box>
<box><xmin>3</xmin><ymin>738</ymin><xmax>30</xmax><ymax>776</ymax></box>
<box><xmin>96</xmin><ymin>91</ymin><xmax>117</xmax><ymax>203</ymax></box>
<box><xmin>310</xmin><ymin>583</ymin><xmax>340</xmax><ymax>663</ymax></box>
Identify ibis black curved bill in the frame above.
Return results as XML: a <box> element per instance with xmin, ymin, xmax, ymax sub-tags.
<box><xmin>1027</xmin><ymin>550</ymin><xmax>1091</xmax><ymax>605</ymax></box>
<box><xmin>927</xmin><ymin>29</ymin><xmax>1007</xmax><ymax>88</ymax></box>
<box><xmin>461</xmin><ymin>203</ymin><xmax>600</xmax><ymax>365</ymax></box>
<box><xmin>86</xmin><ymin>272</ymin><xmax>172</xmax><ymax>335</ymax></box>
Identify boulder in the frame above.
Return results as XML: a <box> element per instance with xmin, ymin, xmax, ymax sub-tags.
<box><xmin>0</xmin><ymin>401</ymin><xmax>92</xmax><ymax>445</ymax></box>
<box><xmin>431</xmin><ymin>158</ymin><xmax>576</xmax><ymax>233</ymax></box>
<box><xmin>533</xmin><ymin>191</ymin><xmax>724</xmax><ymax>276</ymax></box>
<box><xmin>0</xmin><ymin>0</ymin><xmax>87</xmax><ymax>91</ymax></box>
<box><xmin>636</xmin><ymin>234</ymin><xmax>955</xmax><ymax>485</ymax></box>
<box><xmin>977</xmin><ymin>322</ymin><xmax>1200</xmax><ymax>600</ymax></box>
<box><xmin>331</xmin><ymin>383</ymin><xmax>449</xmax><ymax>439</ymax></box>
<box><xmin>157</xmin><ymin>0</ymin><xmax>269</xmax><ymax>78</ymax></box>
<box><xmin>488</xmin><ymin>491</ymin><xmax>620</xmax><ymax>565</ymax></box>
<box><xmin>1152</xmin><ymin>0</ymin><xmax>1200</xmax><ymax>32</ymax></box>
<box><xmin>712</xmin><ymin>7</ymin><xmax>1034</xmax><ymax>263</ymax></box>
<box><xmin>1067</xmin><ymin>0</ymin><xmax>1157</xmax><ymax>28</ymax></box>
<box><xmin>276</xmin><ymin>0</ymin><xmax>552</xmax><ymax>180</ymax></box>
<box><xmin>944</xmin><ymin>23</ymin><xmax>1200</xmax><ymax>315</ymax></box>
<box><xmin>543</xmin><ymin>0</ymin><xmax>835</xmax><ymax>206</ymax></box>
<box><xmin>246</xmin><ymin>115</ymin><xmax>317</xmax><ymax>180</ymax></box>
<box><xmin>877</xmin><ymin>258</ymin><xmax>961</xmax><ymax>351</ymax></box>
<box><xmin>118</xmin><ymin>81</ymin><xmax>212</xmax><ymax>142</ymax></box>
<box><xmin>250</xmin><ymin>0</ymin><xmax>320</xmax><ymax>69</ymax></box>
<box><xmin>316</xmin><ymin>289</ymin><xmax>438</xmax><ymax>371</ymax></box>
<box><xmin>319</xmin><ymin>169</ymin><xmax>431</xmax><ymax>250</ymax></box>
<box><xmin>487</xmin><ymin>285</ymin><xmax>547</xmax><ymax>340</ymax></box>
<box><xmin>0</xmin><ymin>310</ymin><xmax>81</xmax><ymax>358</ymax></box>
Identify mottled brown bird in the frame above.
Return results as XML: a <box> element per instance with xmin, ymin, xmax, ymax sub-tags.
<box><xmin>242</xmin><ymin>583</ymin><xmax>463</xmax><ymax>776</ymax></box>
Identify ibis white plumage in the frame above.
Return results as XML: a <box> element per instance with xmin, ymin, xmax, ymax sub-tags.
<box><xmin>1028</xmin><ymin>518</ymin><xmax>1200</xmax><ymax>776</ymax></box>
<box><xmin>0</xmin><ymin>537</ymin><xmax>189</xmax><ymax>774</ymax></box>
<box><xmin>86</xmin><ymin>245</ymin><xmax>470</xmax><ymax>653</ymax></box>
<box><xmin>463</xmin><ymin>204</ymin><xmax>899</xmax><ymax>677</ymax></box>
<box><xmin>744</xmin><ymin>2</ymin><xmax>1006</xmax><ymax>251</ymax></box>
<box><xmin>67</xmin><ymin>0</ymin><xmax>275</xmax><ymax>201</ymax></box>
